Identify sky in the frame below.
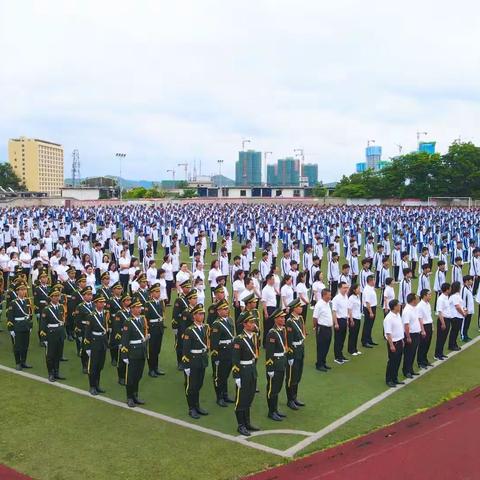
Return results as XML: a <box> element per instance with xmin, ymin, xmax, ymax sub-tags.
<box><xmin>1</xmin><ymin>0</ymin><xmax>480</xmax><ymax>183</ymax></box>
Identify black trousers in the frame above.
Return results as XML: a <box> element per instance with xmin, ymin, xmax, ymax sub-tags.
<box><xmin>403</xmin><ymin>332</ymin><xmax>420</xmax><ymax>375</ymax></box>
<box><xmin>315</xmin><ymin>325</ymin><xmax>332</xmax><ymax>368</ymax></box>
<box><xmin>166</xmin><ymin>280</ymin><xmax>174</xmax><ymax>305</ymax></box>
<box><xmin>45</xmin><ymin>332</ymin><xmax>64</xmax><ymax>374</ymax></box>
<box><xmin>88</xmin><ymin>347</ymin><xmax>106</xmax><ymax>388</ymax></box>
<box><xmin>13</xmin><ymin>331</ymin><xmax>30</xmax><ymax>365</ymax></box>
<box><xmin>185</xmin><ymin>367</ymin><xmax>206</xmax><ymax>409</ymax></box>
<box><xmin>117</xmin><ymin>353</ymin><xmax>127</xmax><ymax>381</ymax></box>
<box><xmin>119</xmin><ymin>273</ymin><xmax>129</xmax><ymax>293</ymax></box>
<box><xmin>334</xmin><ymin>318</ymin><xmax>348</xmax><ymax>359</ymax></box>
<box><xmin>449</xmin><ymin>317</ymin><xmax>462</xmax><ymax>349</ymax></box>
<box><xmin>473</xmin><ymin>277</ymin><xmax>479</xmax><ymax>296</ymax></box>
<box><xmin>435</xmin><ymin>317</ymin><xmax>451</xmax><ymax>357</ymax></box>
<box><xmin>461</xmin><ymin>314</ymin><xmax>472</xmax><ymax>340</ymax></box>
<box><xmin>286</xmin><ymin>355</ymin><xmax>304</xmax><ymax>401</ymax></box>
<box><xmin>417</xmin><ymin>323</ymin><xmax>432</xmax><ymax>366</ymax></box>
<box><xmin>235</xmin><ymin>370</ymin><xmax>256</xmax><ymax>413</ymax></box>
<box><xmin>266</xmin><ymin>369</ymin><xmax>285</xmax><ymax>414</ymax></box>
<box><xmin>212</xmin><ymin>356</ymin><xmax>232</xmax><ymax>398</ymax></box>
<box><xmin>263</xmin><ymin>307</ymin><xmax>276</xmax><ymax>346</ymax></box>
<box><xmin>361</xmin><ymin>306</ymin><xmax>376</xmax><ymax>346</ymax></box>
<box><xmin>330</xmin><ymin>281</ymin><xmax>338</xmax><ymax>298</ymax></box>
<box><xmin>348</xmin><ymin>318</ymin><xmax>361</xmax><ymax>354</ymax></box>
<box><xmin>147</xmin><ymin>328</ymin><xmax>164</xmax><ymax>372</ymax></box>
<box><xmin>126</xmin><ymin>357</ymin><xmax>145</xmax><ymax>399</ymax></box>
<box><xmin>386</xmin><ymin>340</ymin><xmax>404</xmax><ymax>383</ymax></box>
<box><xmin>393</xmin><ymin>266</ymin><xmax>400</xmax><ymax>282</ymax></box>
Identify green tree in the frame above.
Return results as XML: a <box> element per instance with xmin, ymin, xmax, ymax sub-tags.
<box><xmin>311</xmin><ymin>182</ymin><xmax>327</xmax><ymax>197</ymax></box>
<box><xmin>0</xmin><ymin>162</ymin><xmax>25</xmax><ymax>190</ymax></box>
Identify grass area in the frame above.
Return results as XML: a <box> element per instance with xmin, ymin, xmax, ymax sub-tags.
<box><xmin>0</xmin><ymin>234</ymin><xmax>479</xmax><ymax>479</ymax></box>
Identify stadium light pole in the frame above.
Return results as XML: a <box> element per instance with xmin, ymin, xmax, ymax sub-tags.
<box><xmin>263</xmin><ymin>151</ymin><xmax>272</xmax><ymax>185</ymax></box>
<box><xmin>217</xmin><ymin>159</ymin><xmax>224</xmax><ymax>196</ymax></box>
<box><xmin>416</xmin><ymin>131</ymin><xmax>428</xmax><ymax>149</ymax></box>
<box><xmin>294</xmin><ymin>148</ymin><xmax>304</xmax><ymax>181</ymax></box>
<box><xmin>242</xmin><ymin>139</ymin><xmax>251</xmax><ymax>151</ymax></box>
<box><xmin>115</xmin><ymin>153</ymin><xmax>126</xmax><ymax>200</ymax></box>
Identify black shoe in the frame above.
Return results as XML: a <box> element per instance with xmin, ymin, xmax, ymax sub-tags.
<box><xmin>189</xmin><ymin>408</ymin><xmax>200</xmax><ymax>419</ymax></box>
<box><xmin>89</xmin><ymin>387</ymin><xmax>98</xmax><ymax>396</ymax></box>
<box><xmin>294</xmin><ymin>399</ymin><xmax>306</xmax><ymax>407</ymax></box>
<box><xmin>148</xmin><ymin>370</ymin><xmax>158</xmax><ymax>378</ymax></box>
<box><xmin>127</xmin><ymin>398</ymin><xmax>136</xmax><ymax>408</ymax></box>
<box><xmin>21</xmin><ymin>363</ymin><xmax>32</xmax><ymax>369</ymax></box>
<box><xmin>96</xmin><ymin>387</ymin><xmax>106</xmax><ymax>394</ymax></box>
<box><xmin>60</xmin><ymin>357</ymin><xmax>68</xmax><ymax>362</ymax></box>
<box><xmin>276</xmin><ymin>410</ymin><xmax>287</xmax><ymax>418</ymax></box>
<box><xmin>255</xmin><ymin>388</ymin><xmax>260</xmax><ymax>393</ymax></box>
<box><xmin>434</xmin><ymin>355</ymin><xmax>443</xmax><ymax>361</ymax></box>
<box><xmin>82</xmin><ymin>368</ymin><xmax>88</xmax><ymax>374</ymax></box>
<box><xmin>386</xmin><ymin>381</ymin><xmax>397</xmax><ymax>388</ymax></box>
<box><xmin>237</xmin><ymin>425</ymin><xmax>251</xmax><ymax>436</ymax></box>
<box><xmin>48</xmin><ymin>374</ymin><xmax>56</xmax><ymax>382</ymax></box>
<box><xmin>196</xmin><ymin>407</ymin><xmax>208</xmax><ymax>415</ymax></box>
<box><xmin>363</xmin><ymin>344</ymin><xmax>373</xmax><ymax>349</ymax></box>
<box><xmin>441</xmin><ymin>354</ymin><xmax>449</xmax><ymax>359</ymax></box>
<box><xmin>287</xmin><ymin>400</ymin><xmax>299</xmax><ymax>410</ymax></box>
<box><xmin>54</xmin><ymin>374</ymin><xmax>66</xmax><ymax>380</ymax></box>
<box><xmin>426</xmin><ymin>362</ymin><xmax>434</xmax><ymax>367</ymax></box>
<box><xmin>155</xmin><ymin>369</ymin><xmax>166</xmax><ymax>376</ymax></box>
<box><xmin>134</xmin><ymin>397</ymin><xmax>145</xmax><ymax>405</ymax></box>
<box><xmin>118</xmin><ymin>378</ymin><xmax>125</xmax><ymax>386</ymax></box>
<box><xmin>324</xmin><ymin>365</ymin><xmax>332</xmax><ymax>370</ymax></box>
<box><xmin>411</xmin><ymin>372</ymin><xmax>420</xmax><ymax>376</ymax></box>
<box><xmin>223</xmin><ymin>396</ymin><xmax>235</xmax><ymax>404</ymax></box>
<box><xmin>246</xmin><ymin>423</ymin><xmax>260</xmax><ymax>432</ymax></box>
<box><xmin>394</xmin><ymin>381</ymin><xmax>405</xmax><ymax>385</ymax></box>
<box><xmin>217</xmin><ymin>398</ymin><xmax>228</xmax><ymax>408</ymax></box>
<box><xmin>370</xmin><ymin>341</ymin><xmax>379</xmax><ymax>346</ymax></box>
<box><xmin>341</xmin><ymin>357</ymin><xmax>349</xmax><ymax>362</ymax></box>
<box><xmin>316</xmin><ymin>366</ymin><xmax>328</xmax><ymax>372</ymax></box>
<box><xmin>111</xmin><ymin>360</ymin><xmax>117</xmax><ymax>367</ymax></box>
<box><xmin>268</xmin><ymin>412</ymin><xmax>283</xmax><ymax>421</ymax></box>
<box><xmin>404</xmin><ymin>373</ymin><xmax>413</xmax><ymax>379</ymax></box>
<box><xmin>451</xmin><ymin>346</ymin><xmax>461</xmax><ymax>351</ymax></box>
<box><xmin>67</xmin><ymin>335</ymin><xmax>74</xmax><ymax>341</ymax></box>
<box><xmin>177</xmin><ymin>364</ymin><xmax>183</xmax><ymax>371</ymax></box>
<box><xmin>15</xmin><ymin>364</ymin><xmax>22</xmax><ymax>371</ymax></box>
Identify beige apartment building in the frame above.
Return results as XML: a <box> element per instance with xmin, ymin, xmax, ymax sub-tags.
<box><xmin>8</xmin><ymin>136</ymin><xmax>64</xmax><ymax>196</ymax></box>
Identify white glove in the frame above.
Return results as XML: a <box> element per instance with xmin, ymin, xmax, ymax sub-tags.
<box><xmin>86</xmin><ymin>350</ymin><xmax>91</xmax><ymax>357</ymax></box>
<box><xmin>172</xmin><ymin>329</ymin><xmax>178</xmax><ymax>335</ymax></box>
<box><xmin>235</xmin><ymin>378</ymin><xmax>241</xmax><ymax>388</ymax></box>
<box><xmin>43</xmin><ymin>341</ymin><xmax>48</xmax><ymax>348</ymax></box>
<box><xmin>10</xmin><ymin>331</ymin><xmax>15</xmax><ymax>338</ymax></box>
<box><xmin>288</xmin><ymin>359</ymin><xmax>294</xmax><ymax>366</ymax></box>
<box><xmin>184</xmin><ymin>368</ymin><xmax>191</xmax><ymax>376</ymax></box>
<box><xmin>145</xmin><ymin>333</ymin><xmax>151</xmax><ymax>340</ymax></box>
<box><xmin>214</xmin><ymin>360</ymin><xmax>220</xmax><ymax>366</ymax></box>
<box><xmin>123</xmin><ymin>358</ymin><xmax>129</xmax><ymax>365</ymax></box>
<box><xmin>267</xmin><ymin>371</ymin><xmax>274</xmax><ymax>378</ymax></box>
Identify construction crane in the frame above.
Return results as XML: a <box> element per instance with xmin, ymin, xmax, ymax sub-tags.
<box><xmin>177</xmin><ymin>163</ymin><xmax>188</xmax><ymax>181</ymax></box>
<box><xmin>167</xmin><ymin>169</ymin><xmax>176</xmax><ymax>180</ymax></box>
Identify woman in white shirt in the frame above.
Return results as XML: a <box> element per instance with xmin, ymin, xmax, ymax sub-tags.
<box><xmin>161</xmin><ymin>254</ymin><xmax>174</xmax><ymax>305</ymax></box>
<box><xmin>208</xmin><ymin>259</ymin><xmax>222</xmax><ymax>300</ymax></box>
<box><xmin>176</xmin><ymin>262</ymin><xmax>192</xmax><ymax>293</ymax></box>
<box><xmin>146</xmin><ymin>260</ymin><xmax>158</xmax><ymax>287</ymax></box>
<box><xmin>272</xmin><ymin>265</ymin><xmax>281</xmax><ymax>304</ymax></box>
<box><xmin>192</xmin><ymin>261</ymin><xmax>205</xmax><ymax>283</ymax></box>
<box><xmin>296</xmin><ymin>271</ymin><xmax>309</xmax><ymax>319</ymax></box>
<box><xmin>347</xmin><ymin>283</ymin><xmax>362</xmax><ymax>355</ymax></box>
<box><xmin>31</xmin><ymin>260</ymin><xmax>43</xmax><ymax>285</ymax></box>
<box><xmin>448</xmin><ymin>281</ymin><xmax>466</xmax><ymax>351</ymax></box>
<box><xmin>194</xmin><ymin>277</ymin><xmax>205</xmax><ymax>306</ymax></box>
<box><xmin>85</xmin><ymin>264</ymin><xmax>96</xmax><ymax>293</ymax></box>
<box><xmin>6</xmin><ymin>240</ymin><xmax>19</xmax><ymax>257</ymax></box>
<box><xmin>281</xmin><ymin>274</ymin><xmax>295</xmax><ymax>309</ymax></box>
<box><xmin>311</xmin><ymin>270</ymin><xmax>326</xmax><ymax>306</ymax></box>
<box><xmin>383</xmin><ymin>277</ymin><xmax>395</xmax><ymax>316</ymax></box>
<box><xmin>118</xmin><ymin>249</ymin><xmax>131</xmax><ymax>293</ymax></box>
<box><xmin>7</xmin><ymin>252</ymin><xmax>19</xmax><ymax>279</ymax></box>
<box><xmin>71</xmin><ymin>247</ymin><xmax>83</xmax><ymax>275</ymax></box>
<box><xmin>39</xmin><ymin>244</ymin><xmax>50</xmax><ymax>269</ymax></box>
<box><xmin>129</xmin><ymin>257</ymin><xmax>140</xmax><ymax>282</ymax></box>
<box><xmin>0</xmin><ymin>247</ymin><xmax>10</xmax><ymax>287</ymax></box>
<box><xmin>232</xmin><ymin>269</ymin><xmax>246</xmax><ymax>320</ymax></box>
<box><xmin>157</xmin><ymin>269</ymin><xmax>168</xmax><ymax>304</ymax></box>
<box><xmin>108</xmin><ymin>261</ymin><xmax>120</xmax><ymax>287</ymax></box>
<box><xmin>19</xmin><ymin>245</ymin><xmax>32</xmax><ymax>277</ymax></box>
<box><xmin>99</xmin><ymin>254</ymin><xmax>110</xmax><ymax>275</ymax></box>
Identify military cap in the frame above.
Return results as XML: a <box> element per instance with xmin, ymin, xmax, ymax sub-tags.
<box><xmin>137</xmin><ymin>274</ymin><xmax>147</xmax><ymax>283</ymax></box>
<box><xmin>288</xmin><ymin>298</ymin><xmax>302</xmax><ymax>309</ymax></box>
<box><xmin>243</xmin><ymin>293</ymin><xmax>257</xmax><ymax>304</ymax></box>
<box><xmin>49</xmin><ymin>289</ymin><xmax>62</xmax><ymax>298</ymax></box>
<box><xmin>93</xmin><ymin>293</ymin><xmax>106</xmax><ymax>303</ymax></box>
<box><xmin>216</xmin><ymin>275</ymin><xmax>227</xmax><ymax>283</ymax></box>
<box><xmin>38</xmin><ymin>271</ymin><xmax>48</xmax><ymax>279</ymax></box>
<box><xmin>242</xmin><ymin>312</ymin><xmax>256</xmax><ymax>324</ymax></box>
<box><xmin>111</xmin><ymin>281</ymin><xmax>123</xmax><ymax>291</ymax></box>
<box><xmin>81</xmin><ymin>286</ymin><xmax>93</xmax><ymax>295</ymax></box>
<box><xmin>101</xmin><ymin>271</ymin><xmax>110</xmax><ymax>280</ymax></box>
<box><xmin>77</xmin><ymin>274</ymin><xmax>87</xmax><ymax>283</ymax></box>
<box><xmin>121</xmin><ymin>293</ymin><xmax>132</xmax><ymax>303</ymax></box>
<box><xmin>51</xmin><ymin>283</ymin><xmax>64</xmax><ymax>291</ymax></box>
<box><xmin>269</xmin><ymin>308</ymin><xmax>287</xmax><ymax>321</ymax></box>
<box><xmin>149</xmin><ymin>283</ymin><xmax>161</xmax><ymax>293</ymax></box>
<box><xmin>180</xmin><ymin>280</ymin><xmax>192</xmax><ymax>289</ymax></box>
<box><xmin>216</xmin><ymin>299</ymin><xmax>229</xmax><ymax>311</ymax></box>
<box><xmin>67</xmin><ymin>266</ymin><xmax>76</xmax><ymax>274</ymax></box>
<box><xmin>191</xmin><ymin>303</ymin><xmax>205</xmax><ymax>316</ymax></box>
<box><xmin>15</xmin><ymin>282</ymin><xmax>28</xmax><ymax>291</ymax></box>
<box><xmin>185</xmin><ymin>289</ymin><xmax>198</xmax><ymax>300</ymax></box>
<box><xmin>214</xmin><ymin>284</ymin><xmax>225</xmax><ymax>294</ymax></box>
<box><xmin>130</xmin><ymin>299</ymin><xmax>142</xmax><ymax>308</ymax></box>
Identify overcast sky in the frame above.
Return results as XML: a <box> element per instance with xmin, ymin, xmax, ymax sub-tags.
<box><xmin>1</xmin><ymin>1</ymin><xmax>479</xmax><ymax>182</ymax></box>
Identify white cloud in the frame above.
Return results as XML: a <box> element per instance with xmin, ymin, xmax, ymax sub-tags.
<box><xmin>1</xmin><ymin>0</ymin><xmax>480</xmax><ymax>182</ymax></box>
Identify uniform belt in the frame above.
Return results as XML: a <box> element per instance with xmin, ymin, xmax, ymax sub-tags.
<box><xmin>191</xmin><ymin>349</ymin><xmax>206</xmax><ymax>354</ymax></box>
<box><xmin>149</xmin><ymin>319</ymin><xmax>162</xmax><ymax>323</ymax></box>
<box><xmin>14</xmin><ymin>317</ymin><xmax>28</xmax><ymax>321</ymax></box>
<box><xmin>219</xmin><ymin>339</ymin><xmax>232</xmax><ymax>344</ymax></box>
<box><xmin>81</xmin><ymin>321</ymin><xmax>88</xmax><ymax>325</ymax></box>
<box><xmin>47</xmin><ymin>323</ymin><xmax>61</xmax><ymax>328</ymax></box>
<box><xmin>92</xmin><ymin>331</ymin><xmax>105</xmax><ymax>336</ymax></box>
<box><xmin>240</xmin><ymin>360</ymin><xmax>254</xmax><ymax>365</ymax></box>
<box><xmin>273</xmin><ymin>352</ymin><xmax>285</xmax><ymax>357</ymax></box>
<box><xmin>292</xmin><ymin>340</ymin><xmax>304</xmax><ymax>346</ymax></box>
<box><xmin>130</xmin><ymin>339</ymin><xmax>143</xmax><ymax>344</ymax></box>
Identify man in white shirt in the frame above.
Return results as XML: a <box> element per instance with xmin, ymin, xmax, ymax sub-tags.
<box><xmin>417</xmin><ymin>289</ymin><xmax>433</xmax><ymax>368</ymax></box>
<box><xmin>402</xmin><ymin>293</ymin><xmax>424</xmax><ymax>378</ymax></box>
<box><xmin>384</xmin><ymin>299</ymin><xmax>405</xmax><ymax>387</ymax></box>
<box><xmin>332</xmin><ymin>282</ymin><xmax>350</xmax><ymax>364</ymax></box>
<box><xmin>313</xmin><ymin>288</ymin><xmax>333</xmax><ymax>372</ymax></box>
<box><xmin>460</xmin><ymin>275</ymin><xmax>474</xmax><ymax>342</ymax></box>
<box><xmin>434</xmin><ymin>282</ymin><xmax>452</xmax><ymax>360</ymax></box>
<box><xmin>261</xmin><ymin>274</ymin><xmax>278</xmax><ymax>345</ymax></box>
<box><xmin>361</xmin><ymin>275</ymin><xmax>378</xmax><ymax>348</ymax></box>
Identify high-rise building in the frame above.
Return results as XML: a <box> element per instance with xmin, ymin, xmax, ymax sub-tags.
<box><xmin>8</xmin><ymin>136</ymin><xmax>64</xmax><ymax>196</ymax></box>
<box><xmin>267</xmin><ymin>157</ymin><xmax>300</xmax><ymax>186</ymax></box>
<box><xmin>418</xmin><ymin>141</ymin><xmax>436</xmax><ymax>154</ymax></box>
<box><xmin>365</xmin><ymin>145</ymin><xmax>382</xmax><ymax>169</ymax></box>
<box><xmin>302</xmin><ymin>163</ymin><xmax>318</xmax><ymax>186</ymax></box>
<box><xmin>235</xmin><ymin>150</ymin><xmax>262</xmax><ymax>186</ymax></box>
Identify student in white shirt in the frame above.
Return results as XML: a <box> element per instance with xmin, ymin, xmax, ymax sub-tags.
<box><xmin>194</xmin><ymin>277</ymin><xmax>205</xmax><ymax>306</ymax></box>
<box><xmin>383</xmin><ymin>277</ymin><xmax>395</xmax><ymax>316</ymax></box>
<box><xmin>232</xmin><ymin>270</ymin><xmax>246</xmax><ymax>320</ymax></box>
<box><xmin>161</xmin><ymin>255</ymin><xmax>174</xmax><ymax>305</ymax></box>
<box><xmin>332</xmin><ymin>282</ymin><xmax>350</xmax><ymax>364</ymax></box>
<box><xmin>261</xmin><ymin>274</ymin><xmax>277</xmax><ymax>344</ymax></box>
<box><xmin>311</xmin><ymin>270</ymin><xmax>326</xmax><ymax>306</ymax></box>
<box><xmin>347</xmin><ymin>283</ymin><xmax>362</xmax><ymax>356</ymax></box>
<box><xmin>176</xmin><ymin>263</ymin><xmax>192</xmax><ymax>293</ymax></box>
<box><xmin>417</xmin><ymin>289</ymin><xmax>433</xmax><ymax>368</ymax></box>
<box><xmin>448</xmin><ymin>281</ymin><xmax>466</xmax><ymax>351</ymax></box>
<box><xmin>313</xmin><ymin>288</ymin><xmax>333</xmax><ymax>371</ymax></box>
<box><xmin>146</xmin><ymin>260</ymin><xmax>158</xmax><ymax>287</ymax></box>
<box><xmin>361</xmin><ymin>275</ymin><xmax>378</xmax><ymax>348</ymax></box>
<box><xmin>107</xmin><ymin>262</ymin><xmax>120</xmax><ymax>288</ymax></box>
<box><xmin>434</xmin><ymin>282</ymin><xmax>451</xmax><ymax>360</ymax></box>
<box><xmin>384</xmin><ymin>299</ymin><xmax>404</xmax><ymax>387</ymax></box>
<box><xmin>460</xmin><ymin>275</ymin><xmax>474</xmax><ymax>341</ymax></box>
<box><xmin>280</xmin><ymin>275</ymin><xmax>294</xmax><ymax>310</ymax></box>
<box><xmin>295</xmin><ymin>272</ymin><xmax>309</xmax><ymax>320</ymax></box>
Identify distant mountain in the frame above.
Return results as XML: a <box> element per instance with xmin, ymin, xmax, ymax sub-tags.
<box><xmin>211</xmin><ymin>174</ymin><xmax>235</xmax><ymax>187</ymax></box>
<box><xmin>65</xmin><ymin>176</ymin><xmax>155</xmax><ymax>189</ymax></box>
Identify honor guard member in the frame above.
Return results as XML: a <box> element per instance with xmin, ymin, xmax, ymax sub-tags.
<box><xmin>285</xmin><ymin>298</ymin><xmax>306</xmax><ymax>410</ymax></box>
<box><xmin>135</xmin><ymin>274</ymin><xmax>149</xmax><ymax>307</ymax></box>
<box><xmin>113</xmin><ymin>293</ymin><xmax>132</xmax><ymax>385</ymax></box>
<box><xmin>145</xmin><ymin>283</ymin><xmax>166</xmax><ymax>377</ymax></box>
<box><xmin>98</xmin><ymin>272</ymin><xmax>112</xmax><ymax>303</ymax></box>
<box><xmin>39</xmin><ymin>289</ymin><xmax>66</xmax><ymax>382</ymax></box>
<box><xmin>207</xmin><ymin>284</ymin><xmax>226</xmax><ymax>327</ymax></box>
<box><xmin>107</xmin><ymin>282</ymin><xmax>124</xmax><ymax>366</ymax></box>
<box><xmin>172</xmin><ymin>280</ymin><xmax>191</xmax><ymax>369</ymax></box>
<box><xmin>232</xmin><ymin>312</ymin><xmax>260</xmax><ymax>436</ymax></box>
<box><xmin>34</xmin><ymin>271</ymin><xmax>50</xmax><ymax>344</ymax></box>
<box><xmin>72</xmin><ymin>274</ymin><xmax>87</xmax><ymax>355</ymax></box>
<box><xmin>210</xmin><ymin>299</ymin><xmax>235</xmax><ymax>407</ymax></box>
<box><xmin>179</xmin><ymin>289</ymin><xmax>199</xmax><ymax>364</ymax></box>
<box><xmin>75</xmin><ymin>286</ymin><xmax>94</xmax><ymax>374</ymax></box>
<box><xmin>120</xmin><ymin>299</ymin><xmax>149</xmax><ymax>407</ymax></box>
<box><xmin>84</xmin><ymin>293</ymin><xmax>109</xmax><ymax>396</ymax></box>
<box><xmin>62</xmin><ymin>266</ymin><xmax>79</xmax><ymax>341</ymax></box>
<box><xmin>7</xmin><ymin>282</ymin><xmax>33</xmax><ymax>370</ymax></box>
<box><xmin>265</xmin><ymin>308</ymin><xmax>288</xmax><ymax>421</ymax></box>
<box><xmin>182</xmin><ymin>303</ymin><xmax>209</xmax><ymax>419</ymax></box>
<box><xmin>236</xmin><ymin>293</ymin><xmax>260</xmax><ymax>335</ymax></box>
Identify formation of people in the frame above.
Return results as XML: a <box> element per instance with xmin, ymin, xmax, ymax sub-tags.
<box><xmin>1</xmin><ymin>203</ymin><xmax>479</xmax><ymax>435</ymax></box>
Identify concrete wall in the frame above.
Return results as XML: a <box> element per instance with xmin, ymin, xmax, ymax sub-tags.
<box><xmin>61</xmin><ymin>188</ymin><xmax>100</xmax><ymax>201</ymax></box>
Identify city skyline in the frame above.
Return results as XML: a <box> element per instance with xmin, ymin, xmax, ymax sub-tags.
<box><xmin>1</xmin><ymin>1</ymin><xmax>480</xmax><ymax>182</ymax></box>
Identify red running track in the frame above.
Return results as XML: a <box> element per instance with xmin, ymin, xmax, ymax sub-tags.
<box><xmin>0</xmin><ymin>465</ymin><xmax>32</xmax><ymax>479</ymax></box>
<box><xmin>246</xmin><ymin>386</ymin><xmax>480</xmax><ymax>480</ymax></box>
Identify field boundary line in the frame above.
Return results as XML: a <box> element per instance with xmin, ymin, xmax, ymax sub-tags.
<box><xmin>284</xmin><ymin>334</ymin><xmax>480</xmax><ymax>457</ymax></box>
<box><xmin>0</xmin><ymin>364</ymin><xmax>289</xmax><ymax>458</ymax></box>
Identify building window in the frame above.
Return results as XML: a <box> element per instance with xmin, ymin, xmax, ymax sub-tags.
<box><xmin>240</xmin><ymin>190</ymin><xmax>246</xmax><ymax>197</ymax></box>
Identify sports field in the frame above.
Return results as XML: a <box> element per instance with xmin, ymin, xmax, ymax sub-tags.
<box><xmin>0</xmin><ymin>238</ymin><xmax>478</xmax><ymax>479</ymax></box>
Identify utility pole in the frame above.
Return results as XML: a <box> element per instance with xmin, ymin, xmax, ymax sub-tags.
<box><xmin>294</xmin><ymin>148</ymin><xmax>304</xmax><ymax>181</ymax></box>
<box><xmin>115</xmin><ymin>153</ymin><xmax>126</xmax><ymax>200</ymax></box>
<box><xmin>178</xmin><ymin>163</ymin><xmax>188</xmax><ymax>181</ymax></box>
<box><xmin>217</xmin><ymin>159</ymin><xmax>224</xmax><ymax>196</ymax></box>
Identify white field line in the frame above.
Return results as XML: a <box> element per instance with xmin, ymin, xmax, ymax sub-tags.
<box><xmin>283</xmin><ymin>334</ymin><xmax>480</xmax><ymax>457</ymax></box>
